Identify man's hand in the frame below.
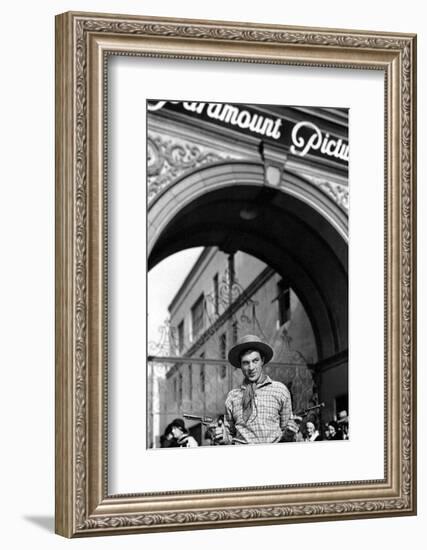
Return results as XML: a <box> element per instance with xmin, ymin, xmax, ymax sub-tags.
<box><xmin>279</xmin><ymin>416</ymin><xmax>302</xmax><ymax>442</ymax></box>
<box><xmin>212</xmin><ymin>423</ymin><xmax>229</xmax><ymax>445</ymax></box>
<box><xmin>286</xmin><ymin>416</ymin><xmax>302</xmax><ymax>433</ymax></box>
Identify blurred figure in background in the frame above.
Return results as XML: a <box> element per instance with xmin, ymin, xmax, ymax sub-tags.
<box><xmin>304</xmin><ymin>420</ymin><xmax>322</xmax><ymax>442</ymax></box>
<box><xmin>170</xmin><ymin>418</ymin><xmax>199</xmax><ymax>448</ymax></box>
<box><xmin>337</xmin><ymin>410</ymin><xmax>349</xmax><ymax>440</ymax></box>
<box><xmin>326</xmin><ymin>420</ymin><xmax>343</xmax><ymax>440</ymax></box>
<box><xmin>160</xmin><ymin>422</ymin><xmax>178</xmax><ymax>448</ymax></box>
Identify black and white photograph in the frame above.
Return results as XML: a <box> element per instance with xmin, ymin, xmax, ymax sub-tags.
<box><xmin>147</xmin><ymin>99</ymin><xmax>349</xmax><ymax>449</ymax></box>
<box><xmin>0</xmin><ymin>0</ymin><xmax>421</xmax><ymax>544</ymax></box>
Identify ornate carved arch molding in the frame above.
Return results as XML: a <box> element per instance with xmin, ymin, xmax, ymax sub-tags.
<box><xmin>148</xmin><ymin>160</ymin><xmax>348</xmax><ymax>256</ymax></box>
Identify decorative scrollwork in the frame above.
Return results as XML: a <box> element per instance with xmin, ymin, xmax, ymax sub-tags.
<box><xmin>80</xmin><ymin>495</ymin><xmax>407</xmax><ymax>530</ymax></box>
<box><xmin>148</xmin><ymin>319</ymin><xmax>178</xmax><ymax>357</ymax></box>
<box><xmin>205</xmin><ymin>267</ymin><xmax>260</xmax><ymax>330</ymax></box>
<box><xmin>299</xmin><ymin>174</ymin><xmax>349</xmax><ymax>211</ymax></box>
<box><xmin>82</xmin><ymin>18</ymin><xmax>410</xmax><ymax>53</ymax></box>
<box><xmin>148</xmin><ymin>133</ymin><xmax>231</xmax><ymax>201</ymax></box>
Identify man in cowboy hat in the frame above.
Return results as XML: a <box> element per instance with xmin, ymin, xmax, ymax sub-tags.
<box><xmin>214</xmin><ymin>334</ymin><xmax>297</xmax><ymax>445</ymax></box>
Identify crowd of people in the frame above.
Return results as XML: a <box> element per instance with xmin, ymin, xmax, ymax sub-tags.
<box><xmin>290</xmin><ymin>409</ymin><xmax>349</xmax><ymax>442</ymax></box>
<box><xmin>159</xmin><ymin>335</ymin><xmax>349</xmax><ymax>448</ymax></box>
<box><xmin>159</xmin><ymin>412</ymin><xmax>349</xmax><ymax>447</ymax></box>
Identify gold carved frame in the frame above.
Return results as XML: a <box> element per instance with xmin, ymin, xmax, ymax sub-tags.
<box><xmin>55</xmin><ymin>11</ymin><xmax>417</xmax><ymax>537</ymax></box>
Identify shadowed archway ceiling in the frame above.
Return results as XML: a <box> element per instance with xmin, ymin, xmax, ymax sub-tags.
<box><xmin>148</xmin><ymin>185</ymin><xmax>348</xmax><ymax>360</ymax></box>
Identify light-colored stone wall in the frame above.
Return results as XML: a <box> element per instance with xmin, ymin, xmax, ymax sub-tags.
<box><xmin>168</xmin><ymin>248</ymin><xmax>267</xmax><ymax>355</ymax></box>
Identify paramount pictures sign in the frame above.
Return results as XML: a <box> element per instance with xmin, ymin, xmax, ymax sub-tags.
<box><xmin>147</xmin><ymin>100</ymin><xmax>349</xmax><ymax>165</ymax></box>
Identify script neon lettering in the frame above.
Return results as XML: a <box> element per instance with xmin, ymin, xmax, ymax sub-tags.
<box><xmin>147</xmin><ymin>100</ymin><xmax>169</xmax><ymax>112</ymax></box>
<box><xmin>147</xmin><ymin>100</ymin><xmax>180</xmax><ymax>112</ymax></box>
<box><xmin>291</xmin><ymin>121</ymin><xmax>349</xmax><ymax>161</ymax></box>
<box><xmin>183</xmin><ymin>102</ymin><xmax>207</xmax><ymax>114</ymax></box>
<box><xmin>326</xmin><ymin>139</ymin><xmax>337</xmax><ymax>155</ymax></box>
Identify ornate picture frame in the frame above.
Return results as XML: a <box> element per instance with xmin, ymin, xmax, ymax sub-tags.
<box><xmin>55</xmin><ymin>11</ymin><xmax>416</xmax><ymax>537</ymax></box>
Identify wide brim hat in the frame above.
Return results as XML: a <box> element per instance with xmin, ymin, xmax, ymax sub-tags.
<box><xmin>170</xmin><ymin>418</ymin><xmax>187</xmax><ymax>432</ymax></box>
<box><xmin>228</xmin><ymin>334</ymin><xmax>274</xmax><ymax>368</ymax></box>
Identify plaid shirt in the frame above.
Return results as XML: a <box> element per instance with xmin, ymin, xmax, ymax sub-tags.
<box><xmin>224</xmin><ymin>376</ymin><xmax>293</xmax><ymax>444</ymax></box>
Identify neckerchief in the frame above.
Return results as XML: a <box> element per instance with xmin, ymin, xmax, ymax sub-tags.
<box><xmin>242</xmin><ymin>374</ymin><xmax>267</xmax><ymax>423</ymax></box>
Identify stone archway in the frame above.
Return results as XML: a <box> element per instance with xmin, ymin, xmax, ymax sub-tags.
<box><xmin>148</xmin><ymin>161</ymin><xmax>348</xmax><ymax>362</ymax></box>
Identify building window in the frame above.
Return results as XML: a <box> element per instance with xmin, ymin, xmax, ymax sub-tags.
<box><xmin>219</xmin><ymin>332</ymin><xmax>227</xmax><ymax>379</ymax></box>
<box><xmin>191</xmin><ymin>294</ymin><xmax>205</xmax><ymax>338</ymax></box>
<box><xmin>232</xmin><ymin>321</ymin><xmax>238</xmax><ymax>344</ymax></box>
<box><xmin>188</xmin><ymin>364</ymin><xmax>193</xmax><ymax>399</ymax></box>
<box><xmin>200</xmin><ymin>353</ymin><xmax>205</xmax><ymax>394</ymax></box>
<box><xmin>213</xmin><ymin>273</ymin><xmax>219</xmax><ymax>315</ymax></box>
<box><xmin>277</xmin><ymin>280</ymin><xmax>291</xmax><ymax>325</ymax></box>
<box><xmin>177</xmin><ymin>320</ymin><xmax>184</xmax><ymax>354</ymax></box>
<box><xmin>178</xmin><ymin>372</ymin><xmax>183</xmax><ymax>405</ymax></box>
<box><xmin>227</xmin><ymin>254</ymin><xmax>235</xmax><ymax>306</ymax></box>
<box><xmin>219</xmin><ymin>332</ymin><xmax>227</xmax><ymax>359</ymax></box>
<box><xmin>173</xmin><ymin>378</ymin><xmax>177</xmax><ymax>402</ymax></box>
<box><xmin>287</xmin><ymin>381</ymin><xmax>294</xmax><ymax>406</ymax></box>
